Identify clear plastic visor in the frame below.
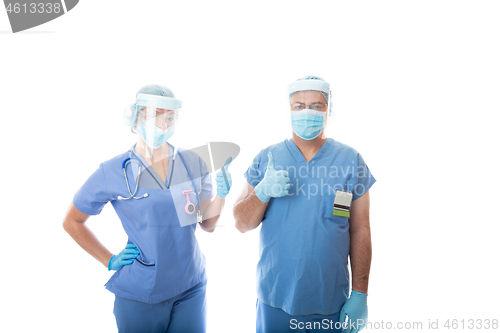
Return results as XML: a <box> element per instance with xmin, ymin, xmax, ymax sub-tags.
<box><xmin>289</xmin><ymin>90</ymin><xmax>329</xmax><ymax>112</ymax></box>
<box><xmin>138</xmin><ymin>107</ymin><xmax>178</xmax><ymax>129</ymax></box>
<box><xmin>288</xmin><ymin>79</ymin><xmax>331</xmax><ymax>114</ymax></box>
<box><xmin>135</xmin><ymin>93</ymin><xmax>182</xmax><ymax>158</ymax></box>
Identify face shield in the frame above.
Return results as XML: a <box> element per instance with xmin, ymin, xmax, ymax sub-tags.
<box><xmin>134</xmin><ymin>93</ymin><xmax>182</xmax><ymax>158</ymax></box>
<box><xmin>287</xmin><ymin>80</ymin><xmax>331</xmax><ymax>140</ymax></box>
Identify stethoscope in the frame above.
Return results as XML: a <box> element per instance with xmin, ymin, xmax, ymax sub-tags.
<box><xmin>117</xmin><ymin>148</ymin><xmax>202</xmax><ymax>221</ymax></box>
<box><xmin>117</xmin><ymin>157</ymin><xmax>149</xmax><ymax>200</ymax></box>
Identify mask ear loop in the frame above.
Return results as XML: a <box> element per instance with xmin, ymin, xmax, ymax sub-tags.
<box><xmin>327</xmin><ymin>90</ymin><xmax>335</xmax><ymax>119</ymax></box>
<box><xmin>288</xmin><ymin>92</ymin><xmax>298</xmax><ymax>133</ymax></box>
<box><xmin>322</xmin><ymin>90</ymin><xmax>331</xmax><ymax>135</ymax></box>
<box><xmin>328</xmin><ymin>90</ymin><xmax>332</xmax><ymax>116</ymax></box>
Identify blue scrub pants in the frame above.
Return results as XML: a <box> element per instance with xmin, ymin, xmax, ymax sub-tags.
<box><xmin>256</xmin><ymin>299</ymin><xmax>343</xmax><ymax>333</ymax></box>
<box><xmin>113</xmin><ymin>279</ymin><xmax>207</xmax><ymax>333</ymax></box>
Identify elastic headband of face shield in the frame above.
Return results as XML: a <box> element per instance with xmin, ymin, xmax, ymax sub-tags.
<box><xmin>287</xmin><ymin>79</ymin><xmax>332</xmax><ymax>115</ymax></box>
<box><xmin>136</xmin><ymin>93</ymin><xmax>183</xmax><ymax>110</ymax></box>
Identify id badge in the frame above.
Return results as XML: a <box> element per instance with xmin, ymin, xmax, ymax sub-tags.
<box><xmin>333</xmin><ymin>190</ymin><xmax>353</xmax><ymax>218</ymax></box>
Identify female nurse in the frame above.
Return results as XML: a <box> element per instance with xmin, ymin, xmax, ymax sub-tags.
<box><xmin>63</xmin><ymin>84</ymin><xmax>232</xmax><ymax>333</ymax></box>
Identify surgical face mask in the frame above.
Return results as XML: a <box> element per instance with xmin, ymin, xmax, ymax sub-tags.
<box><xmin>290</xmin><ymin>109</ymin><xmax>326</xmax><ymax>140</ymax></box>
<box><xmin>137</xmin><ymin>120</ymin><xmax>175</xmax><ymax>149</ymax></box>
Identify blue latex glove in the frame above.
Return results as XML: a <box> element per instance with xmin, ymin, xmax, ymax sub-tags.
<box><xmin>108</xmin><ymin>243</ymin><xmax>140</xmax><ymax>271</ymax></box>
<box><xmin>216</xmin><ymin>157</ymin><xmax>232</xmax><ymax>198</ymax></box>
<box><xmin>339</xmin><ymin>291</ymin><xmax>368</xmax><ymax>333</ymax></box>
<box><xmin>254</xmin><ymin>152</ymin><xmax>290</xmax><ymax>203</ymax></box>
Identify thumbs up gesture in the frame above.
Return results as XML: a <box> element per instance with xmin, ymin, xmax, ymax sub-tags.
<box><xmin>216</xmin><ymin>157</ymin><xmax>232</xmax><ymax>198</ymax></box>
<box><xmin>254</xmin><ymin>152</ymin><xmax>291</xmax><ymax>203</ymax></box>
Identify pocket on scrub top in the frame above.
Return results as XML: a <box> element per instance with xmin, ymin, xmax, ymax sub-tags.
<box><xmin>135</xmin><ymin>257</ymin><xmax>156</xmax><ymax>266</ymax></box>
<box><xmin>323</xmin><ymin>186</ymin><xmax>350</xmax><ymax>223</ymax></box>
<box><xmin>330</xmin><ymin>214</ymin><xmax>349</xmax><ymax>227</ymax></box>
<box><xmin>134</xmin><ymin>247</ymin><xmax>155</xmax><ymax>266</ymax></box>
<box><xmin>118</xmin><ymin>258</ymin><xmax>156</xmax><ymax>297</ymax></box>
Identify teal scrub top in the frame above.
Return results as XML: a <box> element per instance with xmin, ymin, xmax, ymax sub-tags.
<box><xmin>73</xmin><ymin>143</ymin><xmax>214</xmax><ymax>304</ymax></box>
<box><xmin>244</xmin><ymin>138</ymin><xmax>376</xmax><ymax>316</ymax></box>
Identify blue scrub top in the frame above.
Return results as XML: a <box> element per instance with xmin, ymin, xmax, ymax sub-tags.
<box><xmin>73</xmin><ymin>143</ymin><xmax>214</xmax><ymax>304</ymax></box>
<box><xmin>244</xmin><ymin>138</ymin><xmax>376</xmax><ymax>316</ymax></box>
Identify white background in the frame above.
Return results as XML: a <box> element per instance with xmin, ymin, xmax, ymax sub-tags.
<box><xmin>1</xmin><ymin>1</ymin><xmax>499</xmax><ymax>332</ymax></box>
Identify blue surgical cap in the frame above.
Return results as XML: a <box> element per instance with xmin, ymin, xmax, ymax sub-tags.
<box><xmin>289</xmin><ymin>75</ymin><xmax>329</xmax><ymax>104</ymax></box>
<box><xmin>137</xmin><ymin>84</ymin><xmax>175</xmax><ymax>99</ymax></box>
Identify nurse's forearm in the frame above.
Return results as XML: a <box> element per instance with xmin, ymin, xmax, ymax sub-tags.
<box><xmin>233</xmin><ymin>190</ymin><xmax>268</xmax><ymax>233</ymax></box>
<box><xmin>63</xmin><ymin>205</ymin><xmax>113</xmax><ymax>268</ymax></box>
<box><xmin>64</xmin><ymin>220</ymin><xmax>114</xmax><ymax>268</ymax></box>
<box><xmin>199</xmin><ymin>196</ymin><xmax>225</xmax><ymax>232</ymax></box>
<box><xmin>349</xmin><ymin>226</ymin><xmax>372</xmax><ymax>294</ymax></box>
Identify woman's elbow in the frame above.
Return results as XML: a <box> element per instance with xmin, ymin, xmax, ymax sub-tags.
<box><xmin>63</xmin><ymin>203</ymin><xmax>89</xmax><ymax>234</ymax></box>
<box><xmin>200</xmin><ymin>216</ymin><xmax>217</xmax><ymax>233</ymax></box>
<box><xmin>202</xmin><ymin>223</ymin><xmax>216</xmax><ymax>233</ymax></box>
<box><xmin>62</xmin><ymin>218</ymin><xmax>72</xmax><ymax>233</ymax></box>
<box><xmin>202</xmin><ymin>226</ymin><xmax>215</xmax><ymax>233</ymax></box>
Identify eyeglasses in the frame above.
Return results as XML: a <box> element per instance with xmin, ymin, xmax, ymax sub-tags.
<box><xmin>291</xmin><ymin>103</ymin><xmax>327</xmax><ymax>111</ymax></box>
<box><xmin>139</xmin><ymin>109</ymin><xmax>177</xmax><ymax>126</ymax></box>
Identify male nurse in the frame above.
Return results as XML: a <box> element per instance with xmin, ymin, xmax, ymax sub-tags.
<box><xmin>233</xmin><ymin>76</ymin><xmax>376</xmax><ymax>333</ymax></box>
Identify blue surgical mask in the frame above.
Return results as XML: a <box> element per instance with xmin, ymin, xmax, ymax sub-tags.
<box><xmin>137</xmin><ymin>121</ymin><xmax>175</xmax><ymax>149</ymax></box>
<box><xmin>290</xmin><ymin>109</ymin><xmax>326</xmax><ymax>140</ymax></box>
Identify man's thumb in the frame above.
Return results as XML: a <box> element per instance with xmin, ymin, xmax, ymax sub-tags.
<box><xmin>267</xmin><ymin>152</ymin><xmax>275</xmax><ymax>170</ymax></box>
